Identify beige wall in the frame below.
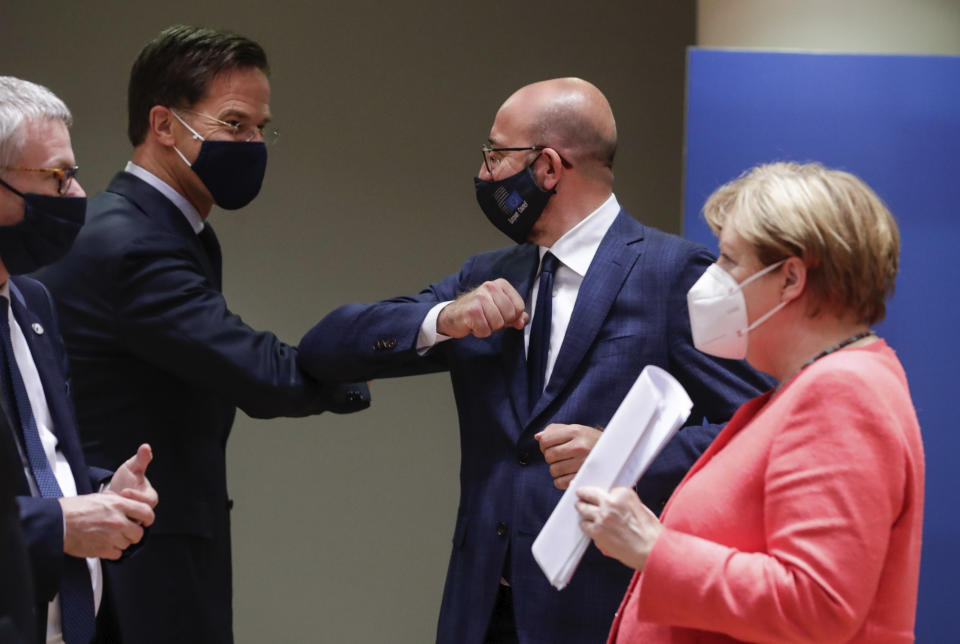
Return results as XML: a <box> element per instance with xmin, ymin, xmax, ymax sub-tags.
<box><xmin>1</xmin><ymin>3</ymin><xmax>694</xmax><ymax>642</ymax></box>
<box><xmin>698</xmin><ymin>0</ymin><xmax>960</xmax><ymax>55</ymax></box>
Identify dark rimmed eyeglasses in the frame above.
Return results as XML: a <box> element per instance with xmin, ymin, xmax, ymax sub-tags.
<box><xmin>480</xmin><ymin>144</ymin><xmax>571</xmax><ymax>176</ymax></box>
<box><xmin>1</xmin><ymin>165</ymin><xmax>79</xmax><ymax>195</ymax></box>
<box><xmin>480</xmin><ymin>144</ymin><xmax>547</xmax><ymax>176</ymax></box>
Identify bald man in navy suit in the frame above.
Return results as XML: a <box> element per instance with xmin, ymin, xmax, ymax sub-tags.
<box><xmin>298</xmin><ymin>78</ymin><xmax>773</xmax><ymax>644</ymax></box>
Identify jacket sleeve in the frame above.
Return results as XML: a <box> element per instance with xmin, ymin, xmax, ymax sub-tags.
<box><xmin>298</xmin><ymin>257</ymin><xmax>476</xmax><ymax>382</ymax></box>
<box><xmin>112</xmin><ymin>232</ymin><xmax>368</xmax><ymax>418</ymax></box>
<box><xmin>16</xmin><ymin>495</ymin><xmax>64</xmax><ymax>604</ymax></box>
<box><xmin>637</xmin><ymin>244</ymin><xmax>775</xmax><ymax>511</ymax></box>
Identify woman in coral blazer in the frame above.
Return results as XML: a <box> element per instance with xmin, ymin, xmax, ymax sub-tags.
<box><xmin>575</xmin><ymin>162</ymin><xmax>924</xmax><ymax>643</ymax></box>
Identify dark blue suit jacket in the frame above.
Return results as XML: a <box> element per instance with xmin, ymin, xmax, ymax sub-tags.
<box><xmin>0</xmin><ymin>304</ymin><xmax>35</xmax><ymax>644</ymax></box>
<box><xmin>34</xmin><ymin>171</ymin><xmax>370</xmax><ymax>643</ymax></box>
<box><xmin>6</xmin><ymin>277</ymin><xmax>114</xmax><ymax>642</ymax></box>
<box><xmin>298</xmin><ymin>210</ymin><xmax>773</xmax><ymax>644</ymax></box>
<box><xmin>0</xmin><ymin>409</ymin><xmax>34</xmax><ymax>644</ymax></box>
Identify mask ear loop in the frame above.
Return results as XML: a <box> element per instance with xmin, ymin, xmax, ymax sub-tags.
<box><xmin>0</xmin><ymin>176</ymin><xmax>26</xmax><ymax>199</ymax></box>
<box><xmin>169</xmin><ymin>110</ymin><xmax>206</xmax><ymax>169</ymax></box>
<box><xmin>739</xmin><ymin>299</ymin><xmax>788</xmax><ymax>336</ymax></box>
<box><xmin>172</xmin><ymin>146</ymin><xmax>193</xmax><ymax>168</ymax></box>
<box><xmin>734</xmin><ymin>258</ymin><xmax>786</xmax><ymax>291</ymax></box>
<box><xmin>734</xmin><ymin>259</ymin><xmax>788</xmax><ymax>336</ymax></box>
<box><xmin>170</xmin><ymin>110</ymin><xmax>205</xmax><ymax>141</ymax></box>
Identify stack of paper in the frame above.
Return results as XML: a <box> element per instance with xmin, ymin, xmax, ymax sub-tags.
<box><xmin>531</xmin><ymin>365</ymin><xmax>693</xmax><ymax>590</ymax></box>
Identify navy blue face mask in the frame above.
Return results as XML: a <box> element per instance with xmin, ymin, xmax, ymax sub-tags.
<box><xmin>172</xmin><ymin>111</ymin><xmax>268</xmax><ymax>210</ymax></box>
<box><xmin>189</xmin><ymin>140</ymin><xmax>267</xmax><ymax>210</ymax></box>
<box><xmin>0</xmin><ymin>176</ymin><xmax>85</xmax><ymax>274</ymax></box>
<box><xmin>474</xmin><ymin>163</ymin><xmax>555</xmax><ymax>244</ymax></box>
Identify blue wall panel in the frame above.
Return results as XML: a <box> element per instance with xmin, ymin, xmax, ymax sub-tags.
<box><xmin>684</xmin><ymin>48</ymin><xmax>960</xmax><ymax>640</ymax></box>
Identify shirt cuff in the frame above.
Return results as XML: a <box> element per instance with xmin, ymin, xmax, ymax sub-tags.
<box><xmin>417</xmin><ymin>301</ymin><xmax>453</xmax><ymax>354</ymax></box>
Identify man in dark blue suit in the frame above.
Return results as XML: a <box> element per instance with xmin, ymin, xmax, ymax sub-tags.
<box><xmin>0</xmin><ymin>388</ymin><xmax>35</xmax><ymax>644</ymax></box>
<box><xmin>1</xmin><ymin>76</ymin><xmax>158</xmax><ymax>644</ymax></box>
<box><xmin>34</xmin><ymin>26</ymin><xmax>370</xmax><ymax>644</ymax></box>
<box><xmin>298</xmin><ymin>78</ymin><xmax>772</xmax><ymax>644</ymax></box>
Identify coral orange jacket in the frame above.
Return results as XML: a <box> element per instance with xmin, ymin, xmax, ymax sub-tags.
<box><xmin>609</xmin><ymin>340</ymin><xmax>924</xmax><ymax>643</ymax></box>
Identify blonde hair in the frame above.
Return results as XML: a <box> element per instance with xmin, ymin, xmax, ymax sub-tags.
<box><xmin>703</xmin><ymin>162</ymin><xmax>899</xmax><ymax>324</ymax></box>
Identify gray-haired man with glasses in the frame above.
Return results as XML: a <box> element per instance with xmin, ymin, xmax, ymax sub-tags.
<box><xmin>34</xmin><ymin>25</ymin><xmax>370</xmax><ymax>644</ymax></box>
<box><xmin>1</xmin><ymin>75</ymin><xmax>160</xmax><ymax>644</ymax></box>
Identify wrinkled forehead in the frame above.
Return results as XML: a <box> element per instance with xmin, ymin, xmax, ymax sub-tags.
<box><xmin>194</xmin><ymin>67</ymin><xmax>272</xmax><ymax>121</ymax></box>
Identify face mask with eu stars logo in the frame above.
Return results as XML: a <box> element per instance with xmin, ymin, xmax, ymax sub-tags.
<box><xmin>474</xmin><ymin>161</ymin><xmax>555</xmax><ymax>244</ymax></box>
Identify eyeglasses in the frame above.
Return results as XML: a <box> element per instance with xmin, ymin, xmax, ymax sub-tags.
<box><xmin>480</xmin><ymin>144</ymin><xmax>545</xmax><ymax>176</ymax></box>
<box><xmin>1</xmin><ymin>165</ymin><xmax>79</xmax><ymax>195</ymax></box>
<box><xmin>175</xmin><ymin>108</ymin><xmax>280</xmax><ymax>145</ymax></box>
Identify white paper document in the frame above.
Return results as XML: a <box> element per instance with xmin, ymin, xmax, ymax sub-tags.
<box><xmin>531</xmin><ymin>365</ymin><xmax>693</xmax><ymax>590</ymax></box>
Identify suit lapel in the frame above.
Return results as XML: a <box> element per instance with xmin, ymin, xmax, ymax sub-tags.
<box><xmin>8</xmin><ymin>281</ymin><xmax>92</xmax><ymax>494</ymax></box>
<box><xmin>526</xmin><ymin>211</ymin><xmax>645</xmax><ymax>427</ymax></box>
<box><xmin>107</xmin><ymin>172</ymin><xmax>221</xmax><ymax>289</ymax></box>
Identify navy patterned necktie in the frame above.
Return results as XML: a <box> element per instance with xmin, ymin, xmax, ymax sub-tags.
<box><xmin>527</xmin><ymin>252</ymin><xmax>559</xmax><ymax>412</ymax></box>
<box><xmin>0</xmin><ymin>296</ymin><xmax>95</xmax><ymax>643</ymax></box>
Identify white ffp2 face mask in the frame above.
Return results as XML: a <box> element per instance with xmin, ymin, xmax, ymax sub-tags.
<box><xmin>686</xmin><ymin>260</ymin><xmax>787</xmax><ymax>360</ymax></box>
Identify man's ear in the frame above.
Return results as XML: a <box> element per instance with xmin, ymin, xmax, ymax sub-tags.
<box><xmin>536</xmin><ymin>148</ymin><xmax>564</xmax><ymax>191</ymax></box>
<box><xmin>781</xmin><ymin>256</ymin><xmax>807</xmax><ymax>303</ymax></box>
<box><xmin>150</xmin><ymin>106</ymin><xmax>178</xmax><ymax>148</ymax></box>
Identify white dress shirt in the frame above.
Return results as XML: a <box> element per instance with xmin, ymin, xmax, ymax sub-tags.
<box><xmin>125</xmin><ymin>161</ymin><xmax>205</xmax><ymax>233</ymax></box>
<box><xmin>1</xmin><ymin>284</ymin><xmax>102</xmax><ymax>643</ymax></box>
<box><xmin>419</xmin><ymin>193</ymin><xmax>621</xmax><ymax>390</ymax></box>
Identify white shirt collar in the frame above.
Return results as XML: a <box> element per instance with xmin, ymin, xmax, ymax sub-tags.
<box><xmin>124</xmin><ymin>161</ymin><xmax>205</xmax><ymax>234</ymax></box>
<box><xmin>541</xmin><ymin>193</ymin><xmax>620</xmax><ymax>276</ymax></box>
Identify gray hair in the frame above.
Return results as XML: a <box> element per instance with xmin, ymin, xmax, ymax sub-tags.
<box><xmin>0</xmin><ymin>76</ymin><xmax>73</xmax><ymax>168</ymax></box>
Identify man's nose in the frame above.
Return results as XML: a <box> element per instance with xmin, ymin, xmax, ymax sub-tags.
<box><xmin>66</xmin><ymin>179</ymin><xmax>86</xmax><ymax>198</ymax></box>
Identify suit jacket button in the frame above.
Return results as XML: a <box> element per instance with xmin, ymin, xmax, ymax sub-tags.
<box><xmin>518</xmin><ymin>450</ymin><xmax>529</xmax><ymax>466</ymax></box>
<box><xmin>496</xmin><ymin>522</ymin><xmax>507</xmax><ymax>537</ymax></box>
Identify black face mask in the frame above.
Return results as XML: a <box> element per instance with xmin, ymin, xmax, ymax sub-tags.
<box><xmin>0</xmin><ymin>176</ymin><xmax>85</xmax><ymax>274</ymax></box>
<box><xmin>474</xmin><ymin>163</ymin><xmax>555</xmax><ymax>244</ymax></box>
<box><xmin>171</xmin><ymin>109</ymin><xmax>269</xmax><ymax>210</ymax></box>
<box><xmin>188</xmin><ymin>140</ymin><xmax>268</xmax><ymax>210</ymax></box>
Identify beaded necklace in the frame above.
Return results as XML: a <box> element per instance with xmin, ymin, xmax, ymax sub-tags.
<box><xmin>774</xmin><ymin>329</ymin><xmax>876</xmax><ymax>395</ymax></box>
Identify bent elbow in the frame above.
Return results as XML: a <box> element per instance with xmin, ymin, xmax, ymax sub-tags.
<box><xmin>775</xmin><ymin>591</ymin><xmax>864</xmax><ymax>644</ymax></box>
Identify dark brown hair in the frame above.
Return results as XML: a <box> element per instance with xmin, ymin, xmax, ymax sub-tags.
<box><xmin>127</xmin><ymin>25</ymin><xmax>268</xmax><ymax>146</ymax></box>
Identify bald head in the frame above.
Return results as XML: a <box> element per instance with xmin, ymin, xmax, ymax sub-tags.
<box><xmin>484</xmin><ymin>78</ymin><xmax>618</xmax><ymax>243</ymax></box>
<box><xmin>499</xmin><ymin>78</ymin><xmax>617</xmax><ymax>181</ymax></box>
